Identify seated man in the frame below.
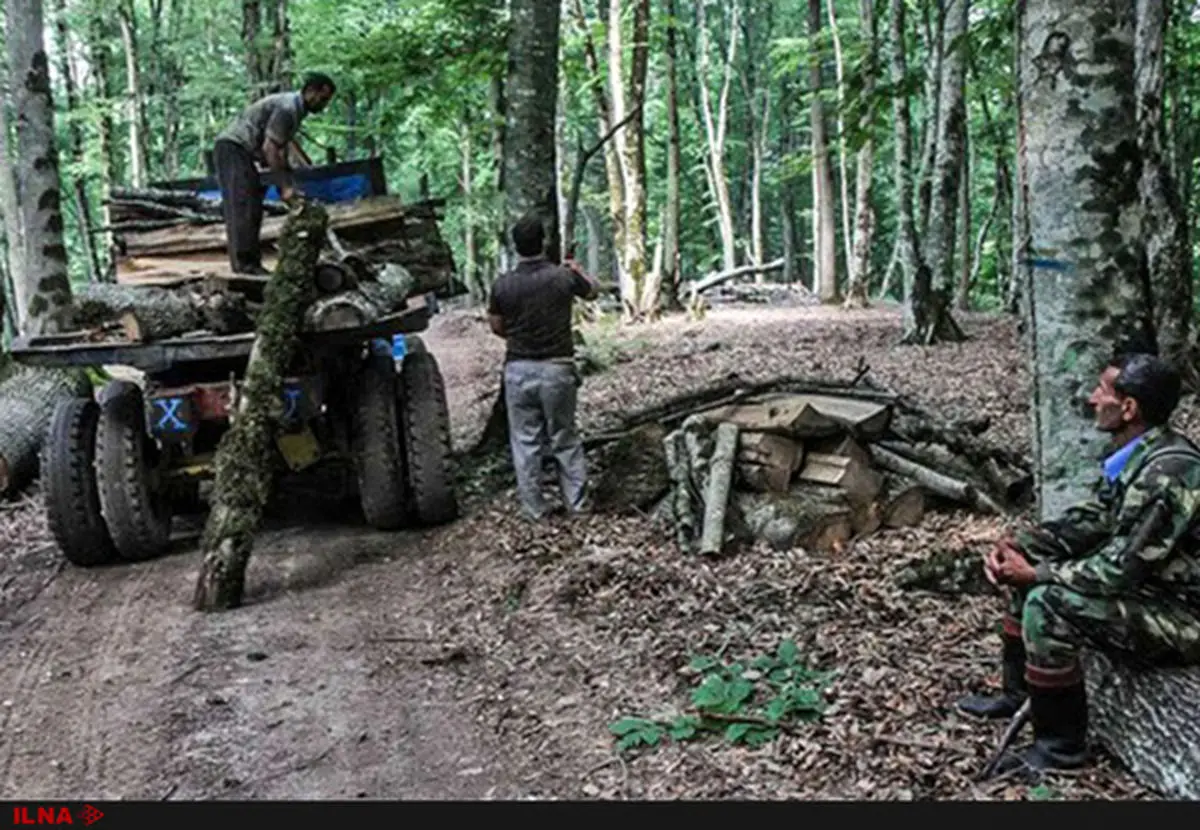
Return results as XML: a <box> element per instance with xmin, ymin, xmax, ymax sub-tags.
<box><xmin>957</xmin><ymin>351</ymin><xmax>1200</xmax><ymax>779</ymax></box>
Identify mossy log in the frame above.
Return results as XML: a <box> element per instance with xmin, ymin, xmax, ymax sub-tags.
<box><xmin>734</xmin><ymin>486</ymin><xmax>856</xmax><ymax>553</ymax></box>
<box><xmin>1083</xmin><ymin>651</ymin><xmax>1200</xmax><ymax>799</ymax></box>
<box><xmin>74</xmin><ymin>282</ymin><xmax>257</xmax><ymax>340</ymax></box>
<box><xmin>192</xmin><ymin>201</ymin><xmax>327</xmax><ymax>612</ymax></box>
<box><xmin>0</xmin><ymin>366</ymin><xmax>93</xmax><ymax>496</ymax></box>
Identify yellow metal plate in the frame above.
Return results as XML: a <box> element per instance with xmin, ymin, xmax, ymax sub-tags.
<box><xmin>276</xmin><ymin>427</ymin><xmax>322</xmax><ymax>472</ymax></box>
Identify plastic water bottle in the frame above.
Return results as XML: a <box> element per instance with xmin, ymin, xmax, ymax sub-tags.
<box><xmin>392</xmin><ymin>334</ymin><xmax>408</xmax><ymax>362</ymax></box>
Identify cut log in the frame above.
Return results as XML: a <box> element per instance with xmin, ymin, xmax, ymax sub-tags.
<box><xmin>701</xmin><ymin>396</ymin><xmax>841</xmax><ymax>438</ymax></box>
<box><xmin>868</xmin><ymin>443</ymin><xmax>979</xmax><ymax>507</ymax></box>
<box><xmin>0</xmin><ymin>367</ymin><xmax>93</xmax><ymax>496</ymax></box>
<box><xmin>1083</xmin><ymin>651</ymin><xmax>1200</xmax><ymax>800</ymax></box>
<box><xmin>699</xmin><ymin>422</ymin><xmax>739</xmax><ymax>555</ymax></box>
<box><xmin>878</xmin><ymin>472</ymin><xmax>926</xmax><ymax>528</ymax></box>
<box><xmin>735</xmin><ymin>487</ymin><xmax>855</xmax><ymax>553</ymax></box>
<box><xmin>192</xmin><ymin>201</ymin><xmax>327</xmax><ymax>612</ymax></box>
<box><xmin>735</xmin><ymin>432</ymin><xmax>803</xmax><ymax>493</ymax></box>
<box><xmin>797</xmin><ymin>441</ymin><xmax>882</xmax><ymax>508</ymax></box>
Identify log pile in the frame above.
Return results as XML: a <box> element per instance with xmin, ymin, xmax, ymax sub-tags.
<box><xmin>50</xmin><ymin>191</ymin><xmax>460</xmax><ymax>345</ymax></box>
<box><xmin>589</xmin><ymin>375</ymin><xmax>1033</xmax><ymax>556</ymax></box>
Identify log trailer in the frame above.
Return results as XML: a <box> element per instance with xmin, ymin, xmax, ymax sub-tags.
<box><xmin>10</xmin><ymin>156</ymin><xmax>465</xmax><ymax>567</ymax></box>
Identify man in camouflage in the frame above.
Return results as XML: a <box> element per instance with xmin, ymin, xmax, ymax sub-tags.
<box><xmin>957</xmin><ymin>351</ymin><xmax>1200</xmax><ymax>779</ymax></box>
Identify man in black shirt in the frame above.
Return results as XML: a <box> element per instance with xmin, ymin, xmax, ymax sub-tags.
<box><xmin>488</xmin><ymin>213</ymin><xmax>599</xmax><ymax>520</ymax></box>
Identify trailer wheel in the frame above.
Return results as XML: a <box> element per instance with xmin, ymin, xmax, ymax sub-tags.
<box><xmin>352</xmin><ymin>352</ymin><xmax>409</xmax><ymax>529</ymax></box>
<box><xmin>398</xmin><ymin>338</ymin><xmax>458</xmax><ymax>525</ymax></box>
<box><xmin>41</xmin><ymin>396</ymin><xmax>119</xmax><ymax>567</ymax></box>
<box><xmin>95</xmin><ymin>381</ymin><xmax>173</xmax><ymax>562</ymax></box>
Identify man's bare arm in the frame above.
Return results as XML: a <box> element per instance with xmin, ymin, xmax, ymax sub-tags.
<box><xmin>488</xmin><ymin>313</ymin><xmax>506</xmax><ymax>337</ymax></box>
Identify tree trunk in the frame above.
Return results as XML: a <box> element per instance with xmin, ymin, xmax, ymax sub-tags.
<box><xmin>192</xmin><ymin>202</ymin><xmax>326</xmax><ymax>612</ymax></box>
<box><xmin>88</xmin><ymin>15</ymin><xmax>118</xmax><ymax>280</ymax></box>
<box><xmin>696</xmin><ymin>0</ymin><xmax>739</xmax><ymax>274</ymax></box>
<box><xmin>827</xmin><ymin>0</ymin><xmax>854</xmax><ymax>278</ymax></box>
<box><xmin>1135</xmin><ymin>0</ymin><xmax>1191</xmax><ymax>366</ymax></box>
<box><xmin>809</xmin><ymin>0</ymin><xmax>838</xmax><ymax>303</ymax></box>
<box><xmin>889</xmin><ymin>0</ymin><xmax>926</xmax><ymax>322</ymax></box>
<box><xmin>1084</xmin><ymin>650</ymin><xmax>1200</xmax><ymax>800</ymax></box>
<box><xmin>613</xmin><ymin>0</ymin><xmax>653</xmax><ymax>319</ymax></box>
<box><xmin>955</xmin><ymin>131</ymin><xmax>973</xmax><ymax>310</ymax></box>
<box><xmin>117</xmin><ymin>0</ymin><xmax>149</xmax><ymax>188</ymax></box>
<box><xmin>916</xmin><ymin>0</ymin><xmax>943</xmax><ymax>240</ymax></box>
<box><xmin>1017</xmin><ymin>0</ymin><xmax>1149</xmax><ymax>520</ymax></box>
<box><xmin>907</xmin><ymin>0</ymin><xmax>967</xmax><ymax>345</ymax></box>
<box><xmin>6</xmin><ymin>0</ymin><xmax>77</xmax><ymax>336</ymax></box>
<box><xmin>660</xmin><ymin>0</ymin><xmax>683</xmax><ymax>312</ymax></box>
<box><xmin>271</xmin><ymin>0</ymin><xmax>292</xmax><ymax>91</ymax></box>
<box><xmin>53</xmin><ymin>0</ymin><xmax>102</xmax><ymax>284</ymax></box>
<box><xmin>0</xmin><ymin>37</ymin><xmax>24</xmax><ymax>315</ymax></box>
<box><xmin>844</xmin><ymin>0</ymin><xmax>877</xmax><ymax>309</ymax></box>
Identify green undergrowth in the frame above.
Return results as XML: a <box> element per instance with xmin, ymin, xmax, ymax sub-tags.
<box><xmin>609</xmin><ymin>639</ymin><xmax>836</xmax><ymax>753</ymax></box>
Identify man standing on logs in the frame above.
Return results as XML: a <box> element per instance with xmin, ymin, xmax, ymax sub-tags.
<box><xmin>487</xmin><ymin>213</ymin><xmax>598</xmax><ymax>520</ymax></box>
<box><xmin>212</xmin><ymin>73</ymin><xmax>337</xmax><ymax>275</ymax></box>
<box><xmin>958</xmin><ymin>351</ymin><xmax>1200</xmax><ymax>781</ymax></box>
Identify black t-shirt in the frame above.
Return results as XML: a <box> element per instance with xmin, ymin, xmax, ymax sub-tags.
<box><xmin>487</xmin><ymin>257</ymin><xmax>593</xmax><ymax>361</ymax></box>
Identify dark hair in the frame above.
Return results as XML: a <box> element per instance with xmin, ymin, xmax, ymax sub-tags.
<box><xmin>1109</xmin><ymin>352</ymin><xmax>1181</xmax><ymax>426</ymax></box>
<box><xmin>302</xmin><ymin>72</ymin><xmax>336</xmax><ymax>95</ymax></box>
<box><xmin>510</xmin><ymin>213</ymin><xmax>545</xmax><ymax>257</ymax></box>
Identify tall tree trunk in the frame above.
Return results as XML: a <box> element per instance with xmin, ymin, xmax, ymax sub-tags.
<box><xmin>1136</xmin><ymin>0</ymin><xmax>1191</xmax><ymax>366</ymax></box>
<box><xmin>570</xmin><ymin>0</ymin><xmax>627</xmax><ymax>287</ymax></box>
<box><xmin>809</xmin><ymin>0</ymin><xmax>838</xmax><ymax>302</ymax></box>
<box><xmin>660</xmin><ymin>0</ymin><xmax>683</xmax><ymax>311</ymax></box>
<box><xmin>778</xmin><ymin>76</ymin><xmax>806</xmax><ymax>289</ymax></box>
<box><xmin>696</xmin><ymin>0</ymin><xmax>739</xmax><ymax>273</ymax></box>
<box><xmin>844</xmin><ymin>0</ymin><xmax>877</xmax><ymax>309</ymax></box>
<box><xmin>1018</xmin><ymin>0</ymin><xmax>1149</xmax><ymax>519</ymax></box>
<box><xmin>117</xmin><ymin>0</ymin><xmax>149</xmax><ymax>187</ymax></box>
<box><xmin>53</xmin><ymin>0</ymin><xmax>101</xmax><ymax>283</ymax></box>
<box><xmin>460</xmin><ymin>108</ymin><xmax>483</xmax><ymax>303</ymax></box>
<box><xmin>890</xmin><ymin>0</ymin><xmax>928</xmax><ymax>327</ymax></box>
<box><xmin>916</xmin><ymin>0</ymin><xmax>943</xmax><ymax>239</ymax></box>
<box><xmin>489</xmin><ymin>67</ymin><xmax>506</xmax><ymax>279</ymax></box>
<box><xmin>0</xmin><ymin>39</ymin><xmax>24</xmax><ymax>303</ymax></box>
<box><xmin>955</xmin><ymin>129</ymin><xmax>973</xmax><ymax>310</ymax></box>
<box><xmin>6</xmin><ymin>0</ymin><xmax>76</xmax><ymax>335</ymax></box>
<box><xmin>907</xmin><ymin>0</ymin><xmax>967</xmax><ymax>344</ymax></box>
<box><xmin>503</xmin><ymin>0</ymin><xmax>561</xmax><ymax>263</ymax></box>
<box><xmin>88</xmin><ymin>14</ymin><xmax>117</xmax><ymax>280</ymax></box>
<box><xmin>271</xmin><ymin>0</ymin><xmax>291</xmax><ymax>90</ymax></box>
<box><xmin>827</xmin><ymin>0</ymin><xmax>853</xmax><ymax>278</ymax></box>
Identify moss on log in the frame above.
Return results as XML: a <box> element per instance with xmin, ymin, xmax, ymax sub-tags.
<box><xmin>0</xmin><ymin>366</ymin><xmax>92</xmax><ymax>496</ymax></box>
<box><xmin>1083</xmin><ymin>652</ymin><xmax>1200</xmax><ymax>799</ymax></box>
<box><xmin>191</xmin><ymin>201</ymin><xmax>327</xmax><ymax>611</ymax></box>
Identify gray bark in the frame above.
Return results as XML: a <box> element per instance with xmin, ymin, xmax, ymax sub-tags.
<box><xmin>1017</xmin><ymin>0</ymin><xmax>1149</xmax><ymax>519</ymax></box>
<box><xmin>1084</xmin><ymin>651</ymin><xmax>1200</xmax><ymax>800</ymax></box>
<box><xmin>6</xmin><ymin>0</ymin><xmax>76</xmax><ymax>335</ymax></box>
<box><xmin>0</xmin><ymin>35</ymin><xmax>24</xmax><ymax>314</ymax></box>
<box><xmin>660</xmin><ymin>0</ymin><xmax>682</xmax><ymax>311</ymax></box>
<box><xmin>844</xmin><ymin>0</ymin><xmax>876</xmax><ymax>309</ymax></box>
<box><xmin>1135</xmin><ymin>0</ymin><xmax>1191</xmax><ymax>366</ymax></box>
<box><xmin>503</xmin><ymin>0</ymin><xmax>562</xmax><ymax>263</ymax></box>
<box><xmin>908</xmin><ymin>0</ymin><xmax>967</xmax><ymax>344</ymax></box>
<box><xmin>809</xmin><ymin>0</ymin><xmax>838</xmax><ymax>303</ymax></box>
<box><xmin>889</xmin><ymin>0</ymin><xmax>925</xmax><ymax>316</ymax></box>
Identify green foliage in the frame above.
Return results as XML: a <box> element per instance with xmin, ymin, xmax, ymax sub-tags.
<box><xmin>608</xmin><ymin>639</ymin><xmax>835</xmax><ymax>754</ymax></box>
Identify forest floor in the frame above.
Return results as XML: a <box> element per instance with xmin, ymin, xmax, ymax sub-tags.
<box><xmin>0</xmin><ymin>301</ymin><xmax>1177</xmax><ymax>801</ymax></box>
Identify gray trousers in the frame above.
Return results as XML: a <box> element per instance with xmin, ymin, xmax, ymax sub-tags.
<box><xmin>504</xmin><ymin>359</ymin><xmax>587</xmax><ymax>518</ymax></box>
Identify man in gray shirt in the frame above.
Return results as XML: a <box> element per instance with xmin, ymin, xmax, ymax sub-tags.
<box><xmin>213</xmin><ymin>73</ymin><xmax>336</xmax><ymax>274</ymax></box>
<box><xmin>488</xmin><ymin>212</ymin><xmax>599</xmax><ymax>520</ymax></box>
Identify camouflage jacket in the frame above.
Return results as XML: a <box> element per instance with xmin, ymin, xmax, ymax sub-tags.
<box><xmin>1016</xmin><ymin>426</ymin><xmax>1200</xmax><ymax>607</ymax></box>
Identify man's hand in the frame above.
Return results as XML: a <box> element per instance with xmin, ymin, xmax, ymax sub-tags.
<box><xmin>992</xmin><ymin>544</ymin><xmax>1037</xmax><ymax>587</ymax></box>
<box><xmin>983</xmin><ymin>536</ymin><xmax>1024</xmax><ymax>586</ymax></box>
<box><xmin>280</xmin><ymin>184</ymin><xmax>300</xmax><ymax>204</ymax></box>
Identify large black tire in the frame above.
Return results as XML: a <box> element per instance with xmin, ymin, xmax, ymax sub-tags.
<box><xmin>41</xmin><ymin>396</ymin><xmax>119</xmax><ymax>567</ymax></box>
<box><xmin>398</xmin><ymin>338</ymin><xmax>458</xmax><ymax>525</ymax></box>
<box><xmin>352</xmin><ymin>352</ymin><xmax>409</xmax><ymax>529</ymax></box>
<box><xmin>95</xmin><ymin>381</ymin><xmax>173</xmax><ymax>562</ymax></box>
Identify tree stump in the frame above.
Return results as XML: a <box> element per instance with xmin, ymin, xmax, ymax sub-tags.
<box><xmin>191</xmin><ymin>202</ymin><xmax>327</xmax><ymax>611</ymax></box>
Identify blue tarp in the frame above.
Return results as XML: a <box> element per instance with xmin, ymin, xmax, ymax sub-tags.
<box><xmin>195</xmin><ymin>172</ymin><xmax>373</xmax><ymax>206</ymax></box>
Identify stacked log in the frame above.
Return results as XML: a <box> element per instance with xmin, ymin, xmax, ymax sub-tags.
<box><xmin>598</xmin><ymin>377</ymin><xmax>1033</xmax><ymax>556</ymax></box>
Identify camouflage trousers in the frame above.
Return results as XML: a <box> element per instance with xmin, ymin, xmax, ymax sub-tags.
<box><xmin>1005</xmin><ymin>584</ymin><xmax>1200</xmax><ymax>682</ymax></box>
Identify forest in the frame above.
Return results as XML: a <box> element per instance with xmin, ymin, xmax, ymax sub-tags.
<box><xmin>1</xmin><ymin>0</ymin><xmax>1199</xmax><ymax>805</ymax></box>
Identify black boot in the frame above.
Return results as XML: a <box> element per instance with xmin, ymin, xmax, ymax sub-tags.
<box><xmin>988</xmin><ymin>678</ymin><xmax>1089</xmax><ymax>782</ymax></box>
<box><xmin>956</xmin><ymin>632</ymin><xmax>1028</xmax><ymax>719</ymax></box>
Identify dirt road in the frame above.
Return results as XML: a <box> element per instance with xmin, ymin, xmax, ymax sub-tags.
<box><xmin>0</xmin><ymin>313</ymin><xmax>523</xmax><ymax>801</ymax></box>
